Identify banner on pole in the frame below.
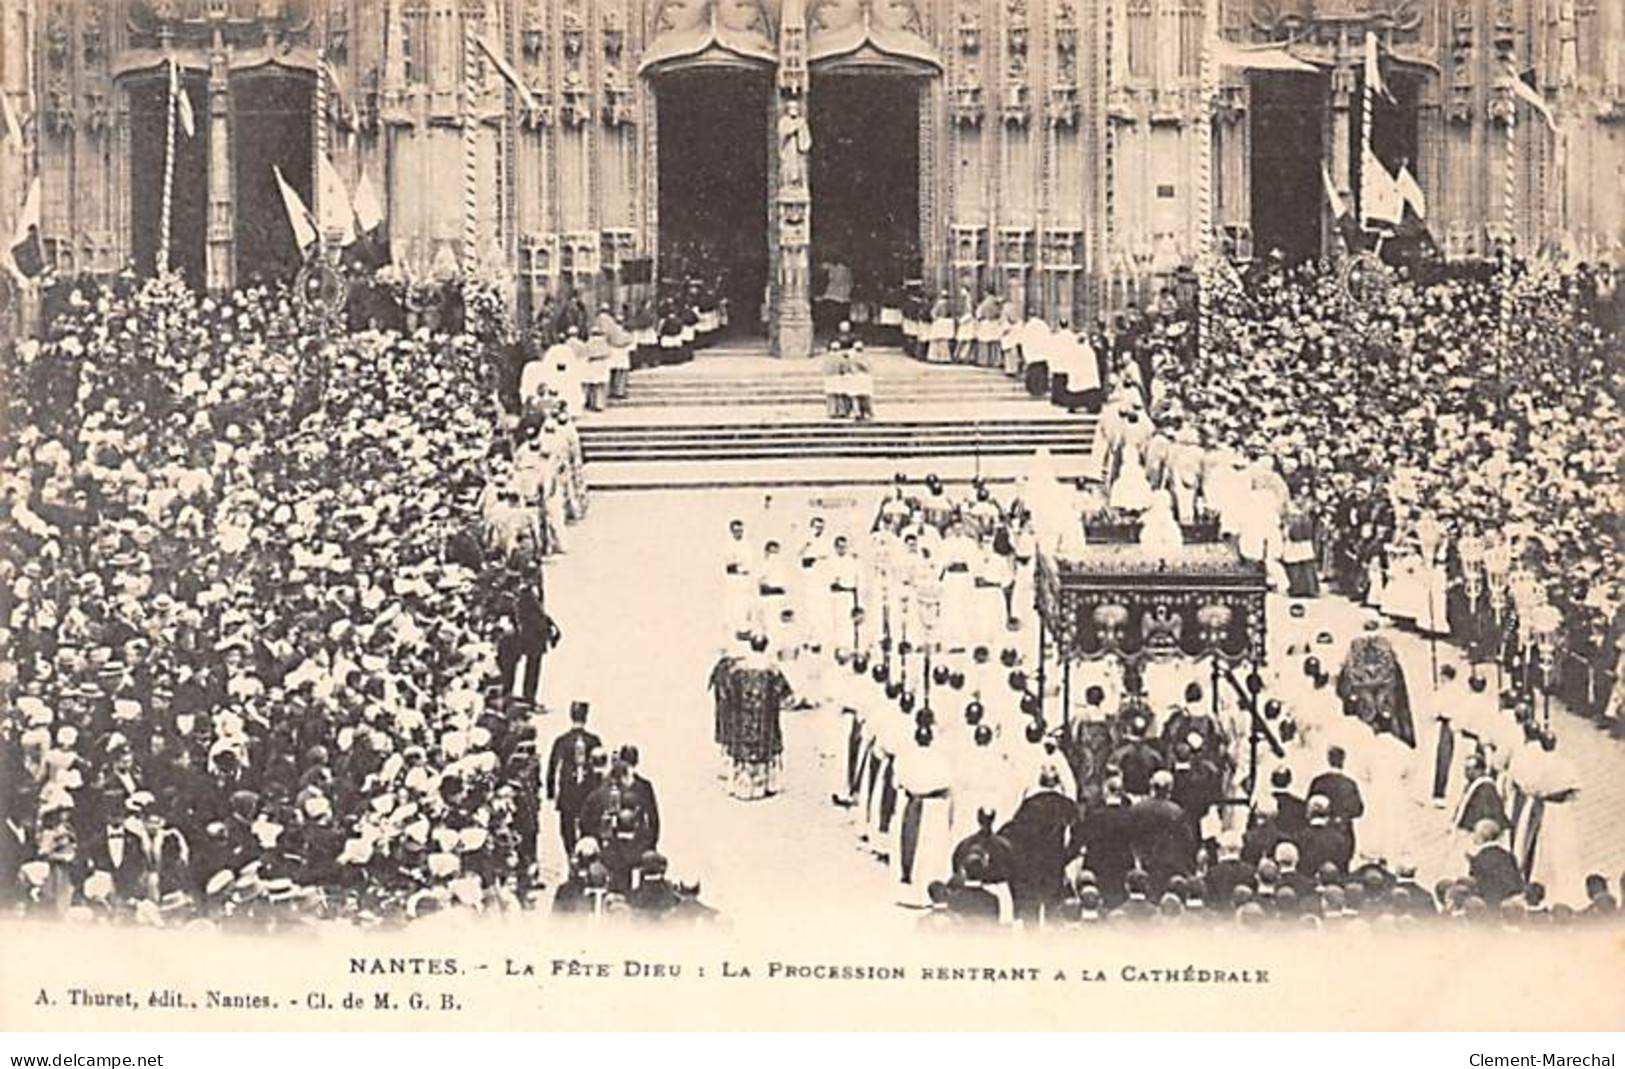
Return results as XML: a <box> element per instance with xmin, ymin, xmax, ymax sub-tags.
<box><xmin>170</xmin><ymin>58</ymin><xmax>195</xmax><ymax>138</ymax></box>
<box><xmin>273</xmin><ymin>165</ymin><xmax>319</xmax><ymax>253</ymax></box>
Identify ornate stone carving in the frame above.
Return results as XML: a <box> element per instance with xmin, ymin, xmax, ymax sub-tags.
<box><xmin>603</xmin><ymin>7</ymin><xmax>625</xmax><ymax>58</ymax></box>
<box><xmin>1006</xmin><ymin>0</ymin><xmax>1028</xmax><ymax>63</ymax></box>
<box><xmin>778</xmin><ymin>98</ymin><xmax>811</xmax><ymax>189</ymax></box>
<box><xmin>328</xmin><ymin>3</ymin><xmax>348</xmax><ymax>60</ymax></box>
<box><xmin>957</xmin><ymin>0</ymin><xmax>980</xmax><ymax>54</ymax></box>
<box><xmin>1491</xmin><ymin>0</ymin><xmax>1515</xmax><ymax>56</ymax></box>
<box><xmin>45</xmin><ymin>7</ymin><xmax>71</xmax><ymax>70</ymax></box>
<box><xmin>1055</xmin><ymin>0</ymin><xmax>1077</xmax><ymax>59</ymax></box>
<box><xmin>601</xmin><ymin>69</ymin><xmax>634</xmax><ymax>126</ymax></box>
<box><xmin>1046</xmin><ymin>84</ymin><xmax>1077</xmax><ymax>128</ymax></box>
<box><xmin>560</xmin><ymin>70</ymin><xmax>592</xmax><ymax>126</ymax></box>
<box><xmin>521</xmin><ymin>0</ymin><xmax>546</xmax><ymax>57</ymax></box>
<box><xmin>44</xmin><ymin>81</ymin><xmax>75</xmax><ymax>136</ymax></box>
<box><xmin>953</xmin><ymin>67</ymin><xmax>983</xmax><ymax>126</ymax></box>
<box><xmin>561</xmin><ymin>4</ymin><xmax>586</xmax><ymax>60</ymax></box>
<box><xmin>1487</xmin><ymin>82</ymin><xmax>1515</xmax><ymax>126</ymax></box>
<box><xmin>82</xmin><ymin>1</ymin><xmax>106</xmax><ymax>64</ymax></box>
<box><xmin>1444</xmin><ymin>220</ymin><xmax>1477</xmax><ymax>260</ymax></box>
<box><xmin>1003</xmin><ymin>78</ymin><xmax>1030</xmax><ymax>127</ymax></box>
<box><xmin>1215</xmin><ymin>84</ymin><xmax>1246</xmax><ymax>124</ymax></box>
<box><xmin>1449</xmin><ymin>0</ymin><xmax>1474</xmax><ymax>125</ymax></box>
<box><xmin>84</xmin><ymin>90</ymin><xmax>112</xmax><ymax>137</ymax></box>
<box><xmin>522</xmin><ymin>89</ymin><xmax>554</xmax><ymax>128</ymax></box>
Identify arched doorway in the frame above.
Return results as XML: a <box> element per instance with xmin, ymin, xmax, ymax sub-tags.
<box><xmin>232</xmin><ymin>66</ymin><xmax>314</xmax><ymax>287</ymax></box>
<box><xmin>1249</xmin><ymin>70</ymin><xmax>1327</xmax><ymax>265</ymax></box>
<box><xmin>128</xmin><ymin>69</ymin><xmax>209</xmax><ymax>285</ymax></box>
<box><xmin>808</xmin><ymin>72</ymin><xmax>923</xmax><ymax>335</ymax></box>
<box><xmin>655</xmin><ymin>68</ymin><xmax>772</xmax><ymax>337</ymax></box>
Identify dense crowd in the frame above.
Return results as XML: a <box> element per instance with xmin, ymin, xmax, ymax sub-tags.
<box><xmin>0</xmin><ymin>267</ymin><xmax>706</xmax><ymax>929</ymax></box>
<box><xmin>713</xmin><ymin>456</ymin><xmax>1620</xmax><ymax>927</ymax></box>
<box><xmin>1134</xmin><ymin>256</ymin><xmax>1623</xmax><ymax>728</ymax></box>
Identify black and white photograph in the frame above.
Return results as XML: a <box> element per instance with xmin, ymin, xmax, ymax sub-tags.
<box><xmin>0</xmin><ymin>0</ymin><xmax>1622</xmax><ymax>1041</ymax></box>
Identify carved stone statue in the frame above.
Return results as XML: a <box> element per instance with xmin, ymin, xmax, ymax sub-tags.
<box><xmin>778</xmin><ymin>99</ymin><xmax>812</xmax><ymax>190</ymax></box>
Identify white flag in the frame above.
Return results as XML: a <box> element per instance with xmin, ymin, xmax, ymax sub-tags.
<box><xmin>272</xmin><ymin>165</ymin><xmax>318</xmax><ymax>253</ymax></box>
<box><xmin>1396</xmin><ymin>164</ymin><xmax>1427</xmax><ymax>220</ymax></box>
<box><xmin>1212</xmin><ymin>38</ymin><xmax>1319</xmax><ymax>73</ymax></box>
<box><xmin>1360</xmin><ymin>147</ymin><xmax>1403</xmax><ymax>228</ymax></box>
<box><xmin>0</xmin><ymin>91</ymin><xmax>22</xmax><ymax>151</ymax></box>
<box><xmin>1322</xmin><ymin>163</ymin><xmax>1349</xmax><ymax>220</ymax></box>
<box><xmin>1364</xmin><ymin>31</ymin><xmax>1395</xmax><ymax>104</ymax></box>
<box><xmin>473</xmin><ymin>34</ymin><xmax>540</xmax><ymax>115</ymax></box>
<box><xmin>1503</xmin><ymin>68</ymin><xmax>1559</xmax><ymax>132</ymax></box>
<box><xmin>352</xmin><ymin>170</ymin><xmax>384</xmax><ymax>235</ymax></box>
<box><xmin>170</xmin><ymin>59</ymin><xmax>195</xmax><ymax>138</ymax></box>
<box><xmin>316</xmin><ymin>154</ymin><xmax>357</xmax><ymax>246</ymax></box>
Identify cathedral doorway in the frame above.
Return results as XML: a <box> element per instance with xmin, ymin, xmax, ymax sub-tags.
<box><xmin>1249</xmin><ymin>70</ymin><xmax>1327</xmax><ymax>266</ymax></box>
<box><xmin>808</xmin><ymin>73</ymin><xmax>921</xmax><ymax>334</ymax></box>
<box><xmin>128</xmin><ymin>69</ymin><xmax>209</xmax><ymax>285</ymax></box>
<box><xmin>656</xmin><ymin>68</ymin><xmax>771</xmax><ymax>337</ymax></box>
<box><xmin>231</xmin><ymin>68</ymin><xmax>314</xmax><ymax>288</ymax></box>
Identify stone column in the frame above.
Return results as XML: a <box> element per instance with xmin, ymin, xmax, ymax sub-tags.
<box><xmin>1327</xmin><ymin>57</ymin><xmax>1357</xmax><ymax>256</ymax></box>
<box><xmin>774</xmin><ymin>90</ymin><xmax>813</xmax><ymax>360</ymax></box>
<box><xmin>205</xmin><ymin>21</ymin><xmax>234</xmax><ymax>293</ymax></box>
<box><xmin>774</xmin><ymin>0</ymin><xmax>812</xmax><ymax>360</ymax></box>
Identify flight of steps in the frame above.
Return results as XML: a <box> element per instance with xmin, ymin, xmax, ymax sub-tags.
<box><xmin>578</xmin><ymin>347</ymin><xmax>1098</xmax><ymax>490</ymax></box>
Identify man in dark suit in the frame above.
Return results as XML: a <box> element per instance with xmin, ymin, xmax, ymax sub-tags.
<box><xmin>618</xmin><ymin>744</ymin><xmax>661</xmax><ymax>850</ymax></box>
<box><xmin>1270</xmin><ymin>767</ymin><xmax>1308</xmax><ymax>837</ymax></box>
<box><xmin>1308</xmin><ymin>745</ymin><xmax>1365</xmax><ymax>859</ymax></box>
<box><xmin>1466</xmin><ymin>820</ymin><xmax>1524</xmax><ymax>907</ymax></box>
<box><xmin>1296</xmin><ymin>795</ymin><xmax>1354</xmax><ymax>878</ymax></box>
<box><xmin>1128</xmin><ymin>770</ymin><xmax>1196</xmax><ymax>897</ymax></box>
<box><xmin>1205</xmin><ymin>832</ymin><xmax>1258</xmax><ymax>909</ymax></box>
<box><xmin>950</xmin><ymin>807</ymin><xmax>1017</xmax><ymax>889</ymax></box>
<box><xmin>1273</xmin><ymin>841</ymin><xmax>1318</xmax><ymax>899</ymax></box>
<box><xmin>1308</xmin><ymin>746</ymin><xmax>1365</xmax><ymax>824</ymax></box>
<box><xmin>1079</xmin><ymin>774</ymin><xmax>1137</xmax><ymax>906</ymax></box>
<box><xmin>545</xmin><ymin>702</ymin><xmax>602</xmax><ymax>857</ymax></box>
<box><xmin>998</xmin><ymin>769</ymin><xmax>1084</xmax><ymax>923</ymax></box>
<box><xmin>1108</xmin><ymin>717</ymin><xmax>1164</xmax><ymax>798</ymax></box>
<box><xmin>499</xmin><ymin>587</ymin><xmax>561</xmax><ymax>710</ymax></box>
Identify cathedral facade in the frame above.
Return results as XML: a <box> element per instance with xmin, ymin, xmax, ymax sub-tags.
<box><xmin>1</xmin><ymin>0</ymin><xmax>1621</xmax><ymax>354</ymax></box>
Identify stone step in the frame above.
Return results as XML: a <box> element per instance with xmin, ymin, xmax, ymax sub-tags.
<box><xmin>585</xmin><ymin>453</ymin><xmax>1101</xmax><ymax>491</ymax></box>
<box><xmin>580</xmin><ymin>418</ymin><xmax>1093</xmax><ymax>439</ymax></box>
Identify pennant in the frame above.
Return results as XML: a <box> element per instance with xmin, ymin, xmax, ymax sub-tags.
<box><xmin>1322</xmin><ymin>163</ymin><xmax>1349</xmax><ymax>221</ymax></box>
<box><xmin>1503</xmin><ymin>67</ymin><xmax>1558</xmax><ymax>132</ymax></box>
<box><xmin>473</xmin><ymin>34</ymin><xmax>540</xmax><ymax>115</ymax></box>
<box><xmin>1364</xmin><ymin>31</ymin><xmax>1395</xmax><ymax>104</ymax></box>
<box><xmin>170</xmin><ymin>59</ymin><xmax>195</xmax><ymax>138</ymax></box>
<box><xmin>0</xmin><ymin>91</ymin><xmax>23</xmax><ymax>152</ymax></box>
<box><xmin>352</xmin><ymin>170</ymin><xmax>385</xmax><ymax>235</ymax></box>
<box><xmin>9</xmin><ymin>176</ymin><xmax>44</xmax><ymax>280</ymax></box>
<box><xmin>1212</xmin><ymin>38</ymin><xmax>1319</xmax><ymax>74</ymax></box>
<box><xmin>316</xmin><ymin>154</ymin><xmax>357</xmax><ymax>246</ymax></box>
<box><xmin>272</xmin><ymin>165</ymin><xmax>318</xmax><ymax>253</ymax></box>
<box><xmin>1396</xmin><ymin>163</ymin><xmax>1427</xmax><ymax>221</ymax></box>
<box><xmin>1361</xmin><ymin>147</ymin><xmax>1403</xmax><ymax>228</ymax></box>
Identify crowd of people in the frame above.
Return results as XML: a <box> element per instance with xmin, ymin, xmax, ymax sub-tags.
<box><xmin>1128</xmin><ymin>254</ymin><xmax>1622</xmax><ymax>733</ymax></box>
<box><xmin>704</xmin><ymin>444</ymin><xmax>1621</xmax><ymax>927</ymax></box>
<box><xmin>0</xmin><ymin>267</ymin><xmax>709</xmax><ymax>929</ymax></box>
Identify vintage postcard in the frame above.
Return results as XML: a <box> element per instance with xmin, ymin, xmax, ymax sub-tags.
<box><xmin>1</xmin><ymin>0</ymin><xmax>1622</xmax><ymax>1035</ymax></box>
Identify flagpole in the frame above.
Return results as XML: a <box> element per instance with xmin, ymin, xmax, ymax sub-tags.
<box><xmin>462</xmin><ymin>22</ymin><xmax>479</xmax><ymax>270</ymax></box>
<box><xmin>315</xmin><ymin>50</ymin><xmax>329</xmax><ymax>260</ymax></box>
<box><xmin>1498</xmin><ymin>91</ymin><xmax>1516</xmax><ymax>381</ymax></box>
<box><xmin>159</xmin><ymin>60</ymin><xmax>178</xmax><ymax>276</ymax></box>
<box><xmin>1360</xmin><ymin>39</ymin><xmax>1374</xmax><ymax>233</ymax></box>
